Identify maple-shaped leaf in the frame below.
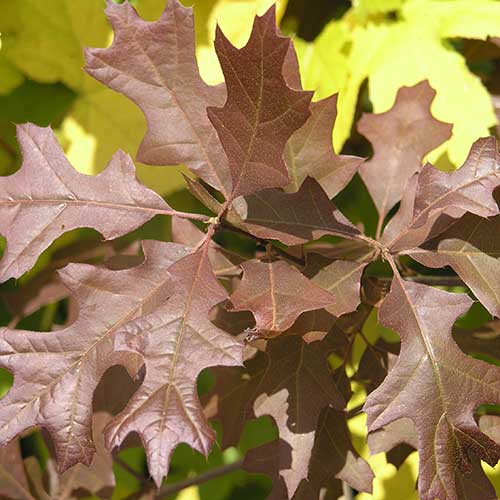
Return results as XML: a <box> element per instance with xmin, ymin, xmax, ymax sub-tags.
<box><xmin>229</xmin><ymin>259</ymin><xmax>336</xmax><ymax>332</ymax></box>
<box><xmin>105</xmin><ymin>246</ymin><xmax>243</xmax><ymax>486</ymax></box>
<box><xmin>292</xmin><ymin>407</ymin><xmax>374</xmax><ymax>500</ymax></box>
<box><xmin>232</xmin><ymin>177</ymin><xmax>360</xmax><ymax>246</ymax></box>
<box><xmin>0</xmin><ymin>439</ymin><xmax>31</xmax><ymax>500</ymax></box>
<box><xmin>408</xmin><ymin>212</ymin><xmax>500</xmax><ymax>318</ymax></box>
<box><xmin>171</xmin><ymin>217</ymin><xmax>241</xmax><ymax>277</ymax></box>
<box><xmin>207</xmin><ymin>6</ymin><xmax>312</xmax><ymax>198</ymax></box>
<box><xmin>0</xmin><ymin>124</ymin><xmax>173</xmax><ymax>282</ymax></box>
<box><xmin>383</xmin><ymin>137</ymin><xmax>500</xmax><ymax>252</ymax></box>
<box><xmin>0</xmin><ymin>240</ymin><xmax>190</xmax><ymax>473</ymax></box>
<box><xmin>358</xmin><ymin>81</ymin><xmax>452</xmax><ymax>222</ymax></box>
<box><xmin>364</xmin><ymin>276</ymin><xmax>500</xmax><ymax>500</ymax></box>
<box><xmin>304</xmin><ymin>254</ymin><xmax>367</xmax><ymax>317</ymax></box>
<box><xmin>285</xmin><ymin>94</ymin><xmax>363</xmax><ymax>197</ymax></box>
<box><xmin>84</xmin><ymin>0</ymin><xmax>231</xmax><ymax>196</ymax></box>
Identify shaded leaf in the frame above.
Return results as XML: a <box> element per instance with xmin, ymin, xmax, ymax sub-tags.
<box><xmin>207</xmin><ymin>6</ymin><xmax>312</xmax><ymax>197</ymax></box>
<box><xmin>293</xmin><ymin>407</ymin><xmax>374</xmax><ymax>499</ymax></box>
<box><xmin>233</xmin><ymin>177</ymin><xmax>360</xmax><ymax>246</ymax></box>
<box><xmin>365</xmin><ymin>276</ymin><xmax>500</xmax><ymax>500</ymax></box>
<box><xmin>57</xmin><ymin>412</ymin><xmax>115</xmax><ymax>499</ymax></box>
<box><xmin>454</xmin><ymin>320</ymin><xmax>500</xmax><ymax>361</ymax></box>
<box><xmin>229</xmin><ymin>259</ymin><xmax>336</xmax><ymax>332</ymax></box>
<box><xmin>105</xmin><ymin>246</ymin><xmax>243</xmax><ymax>486</ymax></box>
<box><xmin>0</xmin><ymin>439</ymin><xmax>32</xmax><ymax>500</ymax></box>
<box><xmin>409</xmin><ymin>212</ymin><xmax>500</xmax><ymax>318</ymax></box>
<box><xmin>304</xmin><ymin>254</ymin><xmax>367</xmax><ymax>317</ymax></box>
<box><xmin>0</xmin><ymin>241</ymin><xmax>189</xmax><ymax>472</ymax></box>
<box><xmin>0</xmin><ymin>124</ymin><xmax>171</xmax><ymax>282</ymax></box>
<box><xmin>205</xmin><ymin>352</ymin><xmax>267</xmax><ymax>449</ymax></box>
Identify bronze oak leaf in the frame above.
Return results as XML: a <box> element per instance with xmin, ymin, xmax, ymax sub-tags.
<box><xmin>0</xmin><ymin>241</ymin><xmax>189</xmax><ymax>473</ymax></box>
<box><xmin>383</xmin><ymin>137</ymin><xmax>500</xmax><ymax>252</ymax></box>
<box><xmin>358</xmin><ymin>81</ymin><xmax>452</xmax><ymax>222</ymax></box>
<box><xmin>285</xmin><ymin>94</ymin><xmax>363</xmax><ymax>198</ymax></box>
<box><xmin>105</xmin><ymin>246</ymin><xmax>243</xmax><ymax>486</ymax></box>
<box><xmin>85</xmin><ymin>0</ymin><xmax>231</xmax><ymax>196</ymax></box>
<box><xmin>365</xmin><ymin>276</ymin><xmax>500</xmax><ymax>500</ymax></box>
<box><xmin>229</xmin><ymin>259</ymin><xmax>337</xmax><ymax>332</ymax></box>
<box><xmin>207</xmin><ymin>6</ymin><xmax>312</xmax><ymax>198</ymax></box>
<box><xmin>233</xmin><ymin>177</ymin><xmax>360</xmax><ymax>246</ymax></box>
<box><xmin>0</xmin><ymin>124</ymin><xmax>174</xmax><ymax>282</ymax></box>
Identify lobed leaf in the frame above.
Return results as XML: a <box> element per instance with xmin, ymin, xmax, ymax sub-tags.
<box><xmin>233</xmin><ymin>177</ymin><xmax>360</xmax><ymax>246</ymax></box>
<box><xmin>365</xmin><ymin>276</ymin><xmax>500</xmax><ymax>500</ymax></box>
<box><xmin>408</xmin><ymin>212</ymin><xmax>500</xmax><ymax>318</ymax></box>
<box><xmin>383</xmin><ymin>136</ymin><xmax>500</xmax><ymax>252</ymax></box>
<box><xmin>105</xmin><ymin>246</ymin><xmax>243</xmax><ymax>486</ymax></box>
<box><xmin>0</xmin><ymin>241</ymin><xmax>189</xmax><ymax>473</ymax></box>
<box><xmin>358</xmin><ymin>81</ymin><xmax>452</xmax><ymax>221</ymax></box>
<box><xmin>85</xmin><ymin>0</ymin><xmax>231</xmax><ymax>195</ymax></box>
<box><xmin>229</xmin><ymin>259</ymin><xmax>336</xmax><ymax>332</ymax></box>
<box><xmin>285</xmin><ymin>94</ymin><xmax>363</xmax><ymax>198</ymax></box>
<box><xmin>0</xmin><ymin>124</ymin><xmax>171</xmax><ymax>282</ymax></box>
<box><xmin>207</xmin><ymin>6</ymin><xmax>312</xmax><ymax>198</ymax></box>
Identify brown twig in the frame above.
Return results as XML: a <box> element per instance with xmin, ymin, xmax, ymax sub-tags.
<box><xmin>114</xmin><ymin>456</ymin><xmax>150</xmax><ymax>487</ymax></box>
<box><xmin>155</xmin><ymin>459</ymin><xmax>244</xmax><ymax>499</ymax></box>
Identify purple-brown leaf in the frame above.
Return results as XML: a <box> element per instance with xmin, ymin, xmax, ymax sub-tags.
<box><xmin>85</xmin><ymin>0</ymin><xmax>231</xmax><ymax>195</ymax></box>
<box><xmin>304</xmin><ymin>254</ymin><xmax>367</xmax><ymax>317</ymax></box>
<box><xmin>365</xmin><ymin>276</ymin><xmax>500</xmax><ymax>500</ymax></box>
<box><xmin>0</xmin><ymin>439</ymin><xmax>32</xmax><ymax>500</ymax></box>
<box><xmin>285</xmin><ymin>94</ymin><xmax>363</xmax><ymax>197</ymax></box>
<box><xmin>358</xmin><ymin>81</ymin><xmax>452</xmax><ymax>221</ymax></box>
<box><xmin>383</xmin><ymin>137</ymin><xmax>500</xmax><ymax>252</ymax></box>
<box><xmin>233</xmin><ymin>177</ymin><xmax>360</xmax><ymax>245</ymax></box>
<box><xmin>207</xmin><ymin>7</ymin><xmax>312</xmax><ymax>198</ymax></box>
<box><xmin>0</xmin><ymin>241</ymin><xmax>189</xmax><ymax>473</ymax></box>
<box><xmin>408</xmin><ymin>212</ymin><xmax>500</xmax><ymax>318</ymax></box>
<box><xmin>229</xmin><ymin>259</ymin><xmax>336</xmax><ymax>332</ymax></box>
<box><xmin>293</xmin><ymin>407</ymin><xmax>374</xmax><ymax>499</ymax></box>
<box><xmin>0</xmin><ymin>124</ymin><xmax>171</xmax><ymax>282</ymax></box>
<box><xmin>105</xmin><ymin>246</ymin><xmax>243</xmax><ymax>486</ymax></box>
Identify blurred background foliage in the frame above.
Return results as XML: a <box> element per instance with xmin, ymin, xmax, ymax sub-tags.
<box><xmin>0</xmin><ymin>0</ymin><xmax>500</xmax><ymax>498</ymax></box>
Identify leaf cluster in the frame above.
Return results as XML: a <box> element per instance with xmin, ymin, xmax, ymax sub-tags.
<box><xmin>1</xmin><ymin>1</ymin><xmax>500</xmax><ymax>500</ymax></box>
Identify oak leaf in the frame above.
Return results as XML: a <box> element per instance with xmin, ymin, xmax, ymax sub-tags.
<box><xmin>207</xmin><ymin>6</ymin><xmax>312</xmax><ymax>197</ymax></box>
<box><xmin>0</xmin><ymin>439</ymin><xmax>31</xmax><ymax>500</ymax></box>
<box><xmin>85</xmin><ymin>0</ymin><xmax>231</xmax><ymax>195</ymax></box>
<box><xmin>0</xmin><ymin>124</ymin><xmax>171</xmax><ymax>282</ymax></box>
<box><xmin>233</xmin><ymin>177</ymin><xmax>360</xmax><ymax>246</ymax></box>
<box><xmin>382</xmin><ymin>137</ymin><xmax>500</xmax><ymax>251</ymax></box>
<box><xmin>105</xmin><ymin>246</ymin><xmax>243</xmax><ymax>486</ymax></box>
<box><xmin>285</xmin><ymin>94</ymin><xmax>363</xmax><ymax>197</ymax></box>
<box><xmin>364</xmin><ymin>276</ymin><xmax>500</xmax><ymax>500</ymax></box>
<box><xmin>358</xmin><ymin>81</ymin><xmax>452</xmax><ymax>222</ymax></box>
<box><xmin>408</xmin><ymin>212</ymin><xmax>500</xmax><ymax>318</ymax></box>
<box><xmin>0</xmin><ymin>240</ymin><xmax>189</xmax><ymax>473</ymax></box>
<box><xmin>229</xmin><ymin>259</ymin><xmax>336</xmax><ymax>332</ymax></box>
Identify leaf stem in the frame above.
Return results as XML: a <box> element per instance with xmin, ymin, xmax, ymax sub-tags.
<box><xmin>161</xmin><ymin>208</ymin><xmax>211</xmax><ymax>222</ymax></box>
<box><xmin>377</xmin><ymin>274</ymin><xmax>465</xmax><ymax>287</ymax></box>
